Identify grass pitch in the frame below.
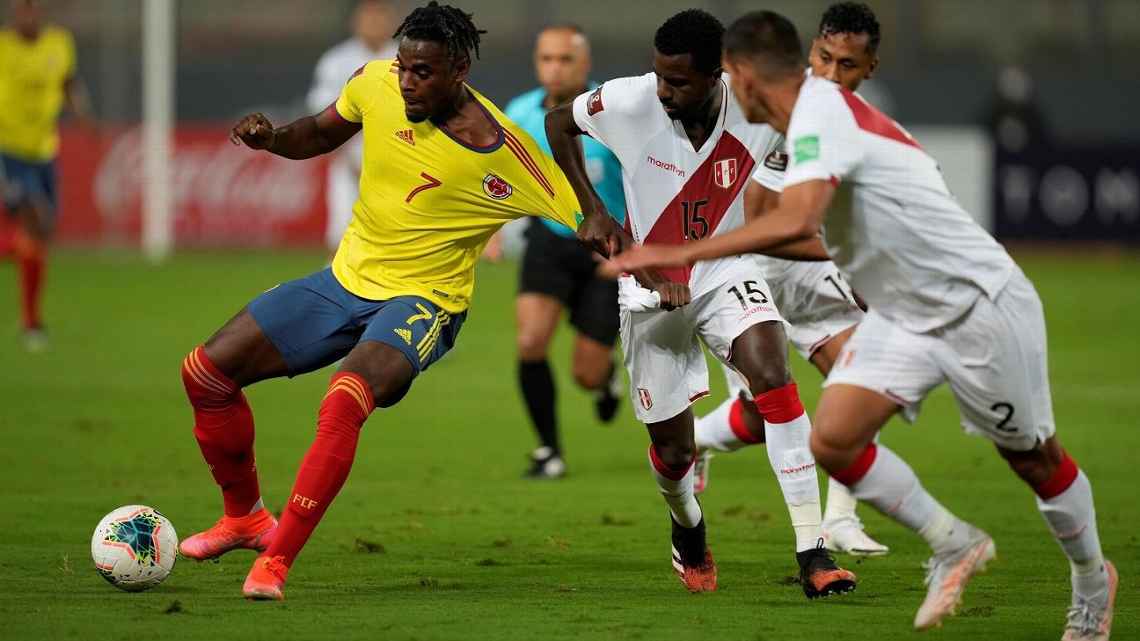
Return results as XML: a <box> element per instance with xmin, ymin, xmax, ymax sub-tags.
<box><xmin>0</xmin><ymin>249</ymin><xmax>1136</xmax><ymax>641</ymax></box>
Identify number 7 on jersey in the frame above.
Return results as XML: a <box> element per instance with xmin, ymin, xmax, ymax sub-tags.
<box><xmin>406</xmin><ymin>172</ymin><xmax>442</xmax><ymax>203</ymax></box>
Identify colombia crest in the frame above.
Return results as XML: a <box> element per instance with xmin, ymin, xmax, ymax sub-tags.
<box><xmin>483</xmin><ymin>173</ymin><xmax>513</xmax><ymax>200</ymax></box>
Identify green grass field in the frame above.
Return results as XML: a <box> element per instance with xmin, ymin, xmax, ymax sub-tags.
<box><xmin>0</xmin><ymin>249</ymin><xmax>1136</xmax><ymax>641</ymax></box>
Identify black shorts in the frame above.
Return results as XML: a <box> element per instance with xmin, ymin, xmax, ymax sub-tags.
<box><xmin>519</xmin><ymin>219</ymin><xmax>619</xmax><ymax>347</ymax></box>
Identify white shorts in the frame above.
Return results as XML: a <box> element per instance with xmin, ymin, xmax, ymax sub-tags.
<box><xmin>770</xmin><ymin>261</ymin><xmax>863</xmax><ymax>360</ymax></box>
<box><xmin>325</xmin><ymin>156</ymin><xmax>359</xmax><ymax>251</ymax></box>
<box><xmin>621</xmin><ymin>257</ymin><xmax>784</xmax><ymax>424</ymax></box>
<box><xmin>825</xmin><ymin>269</ymin><xmax>1055</xmax><ymax>451</ymax></box>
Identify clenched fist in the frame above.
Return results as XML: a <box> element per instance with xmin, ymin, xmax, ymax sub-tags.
<box><xmin>230</xmin><ymin>113</ymin><xmax>277</xmax><ymax>150</ymax></box>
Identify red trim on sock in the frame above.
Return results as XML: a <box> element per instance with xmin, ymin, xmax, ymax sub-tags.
<box><xmin>728</xmin><ymin>398</ymin><xmax>763</xmax><ymax>444</ymax></box>
<box><xmin>648</xmin><ymin>445</ymin><xmax>694</xmax><ymax>481</ymax></box>
<box><xmin>832</xmin><ymin>443</ymin><xmax>877</xmax><ymax>487</ymax></box>
<box><xmin>1035</xmin><ymin>451</ymin><xmax>1079</xmax><ymax>499</ymax></box>
<box><xmin>753</xmin><ymin>383</ymin><xmax>805</xmax><ymax>424</ymax></box>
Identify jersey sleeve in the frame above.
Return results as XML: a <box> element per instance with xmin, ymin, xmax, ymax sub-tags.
<box><xmin>783</xmin><ymin>84</ymin><xmax>863</xmax><ymax>188</ymax></box>
<box><xmin>534</xmin><ymin>151</ymin><xmax>585</xmax><ymax>231</ymax></box>
<box><xmin>334</xmin><ymin>62</ymin><xmax>377</xmax><ymax>124</ymax></box>
<box><xmin>749</xmin><ymin>130</ymin><xmax>787</xmax><ymax>193</ymax></box>
<box><xmin>571</xmin><ymin>74</ymin><xmax>654</xmax><ymax>162</ymax></box>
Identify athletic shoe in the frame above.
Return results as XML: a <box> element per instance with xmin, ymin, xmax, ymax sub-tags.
<box><xmin>913</xmin><ymin>526</ymin><xmax>996</xmax><ymax>630</ymax></box>
<box><xmin>693</xmin><ymin>450</ymin><xmax>713</xmax><ymax>495</ymax></box>
<box><xmin>523</xmin><ymin>447</ymin><xmax>566</xmax><ymax>480</ymax></box>
<box><xmin>671</xmin><ymin>515</ymin><xmax>716</xmax><ymax>592</ymax></box>
<box><xmin>22</xmin><ymin>327</ymin><xmax>48</xmax><ymax>353</ymax></box>
<box><xmin>797</xmin><ymin>538</ymin><xmax>857</xmax><ymax>599</ymax></box>
<box><xmin>822</xmin><ymin>516</ymin><xmax>890</xmax><ymax>556</ymax></box>
<box><xmin>594</xmin><ymin>364</ymin><xmax>623</xmax><ymax>423</ymax></box>
<box><xmin>243</xmin><ymin>554</ymin><xmax>288</xmax><ymax>601</ymax></box>
<box><xmin>179</xmin><ymin>508</ymin><xmax>278</xmax><ymax>561</ymax></box>
<box><xmin>1062</xmin><ymin>560</ymin><xmax>1117</xmax><ymax>641</ymax></box>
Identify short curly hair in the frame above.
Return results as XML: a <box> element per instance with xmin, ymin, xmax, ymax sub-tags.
<box><xmin>819</xmin><ymin>2</ymin><xmax>881</xmax><ymax>53</ymax></box>
<box><xmin>654</xmin><ymin>9</ymin><xmax>725</xmax><ymax>74</ymax></box>
<box><xmin>394</xmin><ymin>1</ymin><xmax>487</xmax><ymax>62</ymax></box>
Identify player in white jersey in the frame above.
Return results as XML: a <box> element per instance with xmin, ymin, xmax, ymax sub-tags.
<box><xmin>693</xmin><ymin>2</ymin><xmax>888</xmax><ymax>558</ymax></box>
<box><xmin>614</xmin><ymin>12</ymin><xmax>1116</xmax><ymax>639</ymax></box>
<box><xmin>546</xmin><ymin>10</ymin><xmax>856</xmax><ymax>599</ymax></box>
<box><xmin>307</xmin><ymin>0</ymin><xmax>397</xmax><ymax>251</ymax></box>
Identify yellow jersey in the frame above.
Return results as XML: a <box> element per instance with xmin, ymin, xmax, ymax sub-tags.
<box><xmin>0</xmin><ymin>26</ymin><xmax>76</xmax><ymax>162</ymax></box>
<box><xmin>331</xmin><ymin>59</ymin><xmax>583</xmax><ymax>313</ymax></box>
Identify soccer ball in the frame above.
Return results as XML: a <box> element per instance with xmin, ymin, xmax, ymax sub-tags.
<box><xmin>90</xmin><ymin>505</ymin><xmax>178</xmax><ymax>592</ymax></box>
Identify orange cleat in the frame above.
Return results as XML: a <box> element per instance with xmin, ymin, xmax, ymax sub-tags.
<box><xmin>179</xmin><ymin>508</ymin><xmax>278</xmax><ymax>561</ymax></box>
<box><xmin>671</xmin><ymin>516</ymin><xmax>717</xmax><ymax>592</ymax></box>
<box><xmin>243</xmin><ymin>554</ymin><xmax>289</xmax><ymax>601</ymax></box>
<box><xmin>674</xmin><ymin>548</ymin><xmax>718</xmax><ymax>593</ymax></box>
<box><xmin>797</xmin><ymin>539</ymin><xmax>858</xmax><ymax>599</ymax></box>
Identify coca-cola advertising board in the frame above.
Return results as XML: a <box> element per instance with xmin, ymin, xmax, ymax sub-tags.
<box><xmin>56</xmin><ymin>125</ymin><xmax>330</xmax><ymax>246</ymax></box>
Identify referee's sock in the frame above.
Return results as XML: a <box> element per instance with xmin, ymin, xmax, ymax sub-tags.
<box><xmin>519</xmin><ymin>359</ymin><xmax>559</xmax><ymax>455</ymax></box>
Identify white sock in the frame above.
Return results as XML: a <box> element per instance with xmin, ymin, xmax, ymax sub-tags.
<box><xmin>1037</xmin><ymin>469</ymin><xmax>1108</xmax><ymax>598</ymax></box>
<box><xmin>764</xmin><ymin>410</ymin><xmax>823</xmax><ymax>552</ymax></box>
<box><xmin>823</xmin><ymin>476</ymin><xmax>858</xmax><ymax>524</ymax></box>
<box><xmin>695</xmin><ymin>396</ymin><xmax>755</xmax><ymax>452</ymax></box>
<box><xmin>648</xmin><ymin>447</ymin><xmax>702</xmax><ymax>527</ymax></box>
<box><xmin>847</xmin><ymin>444</ymin><xmax>970</xmax><ymax>554</ymax></box>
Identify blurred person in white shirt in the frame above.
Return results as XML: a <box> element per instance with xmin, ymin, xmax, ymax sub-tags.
<box><xmin>307</xmin><ymin>0</ymin><xmax>397</xmax><ymax>252</ymax></box>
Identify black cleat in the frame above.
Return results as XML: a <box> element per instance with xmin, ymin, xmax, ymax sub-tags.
<box><xmin>594</xmin><ymin>364</ymin><xmax>622</xmax><ymax>423</ymax></box>
<box><xmin>796</xmin><ymin>538</ymin><xmax>857</xmax><ymax>599</ymax></box>
<box><xmin>671</xmin><ymin>515</ymin><xmax>717</xmax><ymax>592</ymax></box>
<box><xmin>522</xmin><ymin>447</ymin><xmax>566</xmax><ymax>479</ymax></box>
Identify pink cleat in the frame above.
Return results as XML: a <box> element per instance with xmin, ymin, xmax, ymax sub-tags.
<box><xmin>179</xmin><ymin>508</ymin><xmax>278</xmax><ymax>561</ymax></box>
<box><xmin>243</xmin><ymin>554</ymin><xmax>289</xmax><ymax>601</ymax></box>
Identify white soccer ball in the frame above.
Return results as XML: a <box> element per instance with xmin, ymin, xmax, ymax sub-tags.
<box><xmin>90</xmin><ymin>505</ymin><xmax>178</xmax><ymax>592</ymax></box>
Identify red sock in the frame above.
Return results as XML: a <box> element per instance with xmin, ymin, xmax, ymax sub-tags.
<box><xmin>1034</xmin><ymin>450</ymin><xmax>1079</xmax><ymax>499</ymax></box>
<box><xmin>832</xmin><ymin>443</ymin><xmax>878</xmax><ymax>486</ymax></box>
<box><xmin>752</xmin><ymin>382</ymin><xmax>806</xmax><ymax>423</ymax></box>
<box><xmin>268</xmin><ymin>372</ymin><xmax>374</xmax><ymax>567</ymax></box>
<box><xmin>182</xmin><ymin>346</ymin><xmax>261</xmax><ymax>517</ymax></box>
<box><xmin>15</xmin><ymin>234</ymin><xmax>44</xmax><ymax>329</ymax></box>
<box><xmin>727</xmin><ymin>397</ymin><xmax>764</xmax><ymax>444</ymax></box>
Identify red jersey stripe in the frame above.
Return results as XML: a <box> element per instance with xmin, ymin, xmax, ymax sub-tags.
<box><xmin>503</xmin><ymin>131</ymin><xmax>556</xmax><ymax>198</ymax></box>
<box><xmin>503</xmin><ymin>132</ymin><xmax>555</xmax><ymax>196</ymax></box>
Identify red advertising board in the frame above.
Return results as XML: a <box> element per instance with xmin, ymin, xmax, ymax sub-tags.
<box><xmin>55</xmin><ymin>125</ymin><xmax>330</xmax><ymax>247</ymax></box>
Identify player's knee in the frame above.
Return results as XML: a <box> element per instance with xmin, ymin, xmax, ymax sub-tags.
<box><xmin>997</xmin><ymin>444</ymin><xmax>1057</xmax><ymax>488</ymax></box>
<box><xmin>746</xmin><ymin>360</ymin><xmax>791</xmax><ymax>395</ymax></box>
<box><xmin>653</xmin><ymin>440</ymin><xmax>696</xmax><ymax>469</ymax></box>
<box><xmin>571</xmin><ymin>359</ymin><xmax>606</xmax><ymax>390</ymax></box>
<box><xmin>516</xmin><ymin>331</ymin><xmax>549</xmax><ymax>362</ymax></box>
<box><xmin>809</xmin><ymin>422</ymin><xmax>856</xmax><ymax>475</ymax></box>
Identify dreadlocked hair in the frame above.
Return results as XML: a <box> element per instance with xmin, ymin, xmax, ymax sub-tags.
<box><xmin>394</xmin><ymin>1</ymin><xmax>487</xmax><ymax>62</ymax></box>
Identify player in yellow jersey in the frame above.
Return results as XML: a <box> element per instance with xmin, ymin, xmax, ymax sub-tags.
<box><xmin>175</xmin><ymin>2</ymin><xmax>632</xmax><ymax>601</ymax></box>
<box><xmin>0</xmin><ymin>0</ymin><xmax>91</xmax><ymax>350</ymax></box>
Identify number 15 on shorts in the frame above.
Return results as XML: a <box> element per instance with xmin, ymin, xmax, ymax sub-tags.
<box><xmin>726</xmin><ymin>279</ymin><xmax>776</xmax><ymax>315</ymax></box>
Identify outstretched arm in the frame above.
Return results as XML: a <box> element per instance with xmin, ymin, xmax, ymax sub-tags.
<box><xmin>545</xmin><ymin>103</ymin><xmax>689</xmax><ymax>309</ymax></box>
<box><xmin>545</xmin><ymin>103</ymin><xmax>620</xmax><ymax>256</ymax></box>
<box><xmin>743</xmin><ymin>180</ymin><xmax>830</xmax><ymax>261</ymax></box>
<box><xmin>230</xmin><ymin>104</ymin><xmax>361</xmax><ymax>160</ymax></box>
<box><xmin>612</xmin><ymin>179</ymin><xmax>836</xmax><ymax>272</ymax></box>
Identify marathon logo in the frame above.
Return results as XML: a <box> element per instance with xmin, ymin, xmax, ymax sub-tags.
<box><xmin>586</xmin><ymin>86</ymin><xmax>605</xmax><ymax>116</ymax></box>
<box><xmin>647</xmin><ymin>154</ymin><xmax>686</xmax><ymax>178</ymax></box>
<box><xmin>764</xmin><ymin>150</ymin><xmax>788</xmax><ymax>172</ymax></box>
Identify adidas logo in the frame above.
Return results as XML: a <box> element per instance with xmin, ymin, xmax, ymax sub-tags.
<box><xmin>395</xmin><ymin>129</ymin><xmax>415</xmax><ymax>146</ymax></box>
<box><xmin>394</xmin><ymin>327</ymin><xmax>413</xmax><ymax>345</ymax></box>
